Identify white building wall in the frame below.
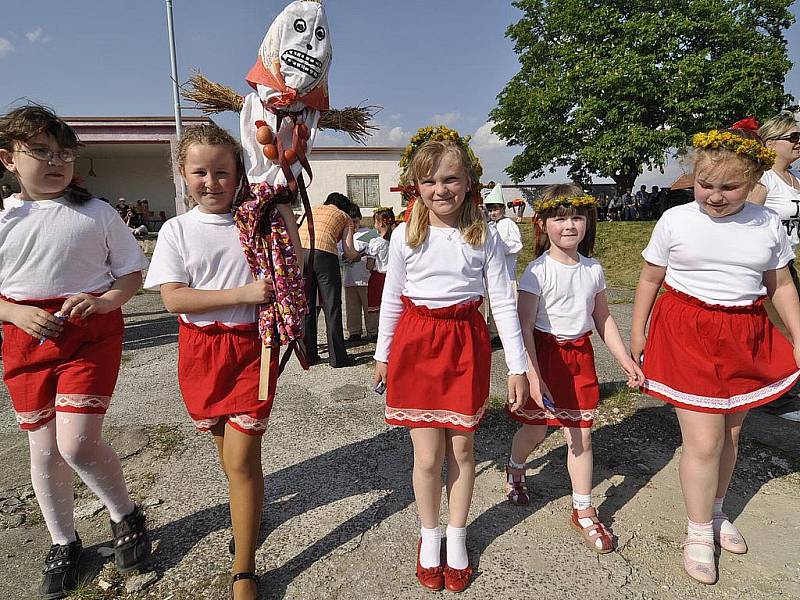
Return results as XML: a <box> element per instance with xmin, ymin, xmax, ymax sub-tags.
<box><xmin>306</xmin><ymin>150</ymin><xmax>404</xmax><ymax>214</ymax></box>
<box><xmin>74</xmin><ymin>155</ymin><xmax>176</xmax><ymax>216</ymax></box>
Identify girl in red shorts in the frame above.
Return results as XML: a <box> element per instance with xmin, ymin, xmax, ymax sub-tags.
<box><xmin>145</xmin><ymin>123</ymin><xmax>288</xmax><ymax>600</ymax></box>
<box><xmin>506</xmin><ymin>184</ymin><xmax>643</xmax><ymax>554</ymax></box>
<box><xmin>0</xmin><ymin>105</ymin><xmax>151</xmax><ymax>598</ymax></box>
<box><xmin>373</xmin><ymin>138</ymin><xmax>529</xmax><ymax>592</ymax></box>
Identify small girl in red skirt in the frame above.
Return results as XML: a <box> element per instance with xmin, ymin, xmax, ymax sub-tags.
<box><xmin>365</xmin><ymin>207</ymin><xmax>395</xmax><ymax>315</ymax></box>
<box><xmin>145</xmin><ymin>124</ymin><xmax>285</xmax><ymax>600</ymax></box>
<box><xmin>506</xmin><ymin>184</ymin><xmax>644</xmax><ymax>554</ymax></box>
<box><xmin>373</xmin><ymin>138</ymin><xmax>529</xmax><ymax>592</ymax></box>
<box><xmin>0</xmin><ymin>105</ymin><xmax>151</xmax><ymax>598</ymax></box>
<box><xmin>631</xmin><ymin>121</ymin><xmax>800</xmax><ymax>585</ymax></box>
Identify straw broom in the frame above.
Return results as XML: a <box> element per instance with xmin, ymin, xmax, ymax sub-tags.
<box><xmin>181</xmin><ymin>73</ymin><xmax>380</xmax><ymax>144</ymax></box>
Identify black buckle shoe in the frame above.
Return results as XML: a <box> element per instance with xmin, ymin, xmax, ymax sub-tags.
<box><xmin>111</xmin><ymin>505</ymin><xmax>152</xmax><ymax>574</ymax></box>
<box><xmin>40</xmin><ymin>534</ymin><xmax>82</xmax><ymax>600</ymax></box>
<box><xmin>230</xmin><ymin>572</ymin><xmax>259</xmax><ymax>599</ymax></box>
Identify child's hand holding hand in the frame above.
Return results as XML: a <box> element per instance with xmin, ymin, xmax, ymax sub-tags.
<box><xmin>60</xmin><ymin>294</ymin><xmax>115</xmax><ymax>320</ymax></box>
<box><xmin>506</xmin><ymin>373</ymin><xmax>530</xmax><ymax>412</ymax></box>
<box><xmin>619</xmin><ymin>356</ymin><xmax>645</xmax><ymax>388</ymax></box>
<box><xmin>237</xmin><ymin>279</ymin><xmax>275</xmax><ymax>305</ymax></box>
<box><xmin>9</xmin><ymin>304</ymin><xmax>64</xmax><ymax>340</ymax></box>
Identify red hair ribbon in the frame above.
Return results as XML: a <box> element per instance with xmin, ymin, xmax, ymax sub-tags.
<box><xmin>731</xmin><ymin>116</ymin><xmax>761</xmax><ymax>132</ymax></box>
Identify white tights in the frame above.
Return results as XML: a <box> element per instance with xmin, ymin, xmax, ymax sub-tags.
<box><xmin>28</xmin><ymin>413</ymin><xmax>135</xmax><ymax>545</ymax></box>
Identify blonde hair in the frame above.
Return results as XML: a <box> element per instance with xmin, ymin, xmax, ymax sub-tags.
<box><xmin>534</xmin><ymin>183</ymin><xmax>597</xmax><ymax>258</ymax></box>
<box><xmin>759</xmin><ymin>112</ymin><xmax>798</xmax><ymax>143</ymax></box>
<box><xmin>402</xmin><ymin>140</ymin><xmax>486</xmax><ymax>248</ymax></box>
<box><xmin>176</xmin><ymin>123</ymin><xmax>244</xmax><ymax>208</ymax></box>
<box><xmin>688</xmin><ymin>129</ymin><xmax>775</xmax><ymax>183</ymax></box>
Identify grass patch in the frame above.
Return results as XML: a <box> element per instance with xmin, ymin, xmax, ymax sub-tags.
<box><xmin>150</xmin><ymin>424</ymin><xmax>185</xmax><ymax>460</ymax></box>
<box><xmin>67</xmin><ymin>582</ymin><xmax>108</xmax><ymax>600</ymax></box>
<box><xmin>516</xmin><ymin>220</ymin><xmax>656</xmax><ymax>290</ymax></box>
<box><xmin>600</xmin><ymin>383</ymin><xmax>640</xmax><ymax>411</ymax></box>
<box><xmin>488</xmin><ymin>395</ymin><xmax>508</xmax><ymax>410</ymax></box>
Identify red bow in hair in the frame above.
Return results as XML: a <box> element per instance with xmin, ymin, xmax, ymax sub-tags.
<box><xmin>731</xmin><ymin>116</ymin><xmax>761</xmax><ymax>132</ymax></box>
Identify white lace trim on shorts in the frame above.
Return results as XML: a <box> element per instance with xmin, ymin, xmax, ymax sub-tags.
<box><xmin>513</xmin><ymin>406</ymin><xmax>596</xmax><ymax>422</ymax></box>
<box><xmin>55</xmin><ymin>394</ymin><xmax>111</xmax><ymax>410</ymax></box>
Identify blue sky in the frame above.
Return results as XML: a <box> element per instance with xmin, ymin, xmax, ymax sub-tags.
<box><xmin>2</xmin><ymin>1</ymin><xmax>800</xmax><ymax>186</ymax></box>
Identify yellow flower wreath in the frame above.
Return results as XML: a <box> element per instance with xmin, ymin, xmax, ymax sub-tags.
<box><xmin>692</xmin><ymin>130</ymin><xmax>776</xmax><ymax>169</ymax></box>
<box><xmin>533</xmin><ymin>195</ymin><xmax>597</xmax><ymax>212</ymax></box>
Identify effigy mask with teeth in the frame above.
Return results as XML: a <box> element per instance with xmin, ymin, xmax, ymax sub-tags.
<box><xmin>261</xmin><ymin>0</ymin><xmax>332</xmax><ymax>98</ymax></box>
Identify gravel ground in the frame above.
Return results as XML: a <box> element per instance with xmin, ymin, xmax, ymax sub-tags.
<box><xmin>0</xmin><ymin>290</ymin><xmax>798</xmax><ymax>599</ymax></box>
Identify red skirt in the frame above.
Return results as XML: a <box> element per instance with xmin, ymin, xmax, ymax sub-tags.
<box><xmin>1</xmin><ymin>296</ymin><xmax>122</xmax><ymax>431</ymax></box>
<box><xmin>641</xmin><ymin>285</ymin><xmax>800</xmax><ymax>413</ymax></box>
<box><xmin>367</xmin><ymin>271</ymin><xmax>386</xmax><ymax>312</ymax></box>
<box><xmin>385</xmin><ymin>296</ymin><xmax>490</xmax><ymax>431</ymax></box>
<box><xmin>177</xmin><ymin>320</ymin><xmax>278</xmax><ymax>435</ymax></box>
<box><xmin>508</xmin><ymin>330</ymin><xmax>599</xmax><ymax>428</ymax></box>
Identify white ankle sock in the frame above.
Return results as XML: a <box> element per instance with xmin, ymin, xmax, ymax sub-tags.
<box><xmin>572</xmin><ymin>492</ymin><xmax>592</xmax><ymax>511</ymax></box>
<box><xmin>686</xmin><ymin>518</ymin><xmax>714</xmax><ymax>563</ymax></box>
<box><xmin>445</xmin><ymin>525</ymin><xmax>468</xmax><ymax>570</ymax></box>
<box><xmin>711</xmin><ymin>496</ymin><xmax>739</xmax><ymax>536</ymax></box>
<box><xmin>419</xmin><ymin>526</ymin><xmax>441</xmax><ymax>568</ymax></box>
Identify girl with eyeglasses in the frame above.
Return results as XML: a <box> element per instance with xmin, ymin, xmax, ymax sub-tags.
<box><xmin>0</xmin><ymin>104</ymin><xmax>151</xmax><ymax>598</ymax></box>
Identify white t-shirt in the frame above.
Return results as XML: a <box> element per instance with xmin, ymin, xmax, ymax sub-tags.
<box><xmin>518</xmin><ymin>253</ymin><xmax>606</xmax><ymax>340</ymax></box>
<box><xmin>341</xmin><ymin>227</ymin><xmax>371</xmax><ymax>287</ymax></box>
<box><xmin>0</xmin><ymin>195</ymin><xmax>148</xmax><ymax>300</ymax></box>
<box><xmin>759</xmin><ymin>168</ymin><xmax>800</xmax><ymax>250</ymax></box>
<box><xmin>492</xmin><ymin>217</ymin><xmax>523</xmax><ymax>279</ymax></box>
<box><xmin>366</xmin><ymin>236</ymin><xmax>390</xmax><ymax>273</ymax></box>
<box><xmin>642</xmin><ymin>201</ymin><xmax>794</xmax><ymax>306</ymax></box>
<box><xmin>144</xmin><ymin>207</ymin><xmax>257</xmax><ymax>326</ymax></box>
<box><xmin>374</xmin><ymin>222</ymin><xmax>528</xmax><ymax>374</ymax></box>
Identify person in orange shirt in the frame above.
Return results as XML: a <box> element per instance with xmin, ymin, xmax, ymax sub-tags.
<box><xmin>299</xmin><ymin>192</ymin><xmax>360</xmax><ymax>367</ymax></box>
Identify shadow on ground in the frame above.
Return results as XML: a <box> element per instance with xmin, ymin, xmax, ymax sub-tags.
<box><xmin>144</xmin><ymin>400</ymin><xmax>797</xmax><ymax>599</ymax></box>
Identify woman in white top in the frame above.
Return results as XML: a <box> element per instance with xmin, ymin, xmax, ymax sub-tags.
<box><xmin>751</xmin><ymin>112</ymin><xmax>800</xmax><ymax>255</ymax></box>
<box><xmin>750</xmin><ymin>112</ymin><xmax>800</xmax><ymax>422</ymax></box>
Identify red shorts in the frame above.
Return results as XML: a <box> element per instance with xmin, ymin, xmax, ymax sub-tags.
<box><xmin>367</xmin><ymin>271</ymin><xmax>386</xmax><ymax>312</ymax></box>
<box><xmin>1</xmin><ymin>297</ymin><xmax>123</xmax><ymax>431</ymax></box>
<box><xmin>385</xmin><ymin>296</ymin><xmax>490</xmax><ymax>432</ymax></box>
<box><xmin>641</xmin><ymin>285</ymin><xmax>800</xmax><ymax>413</ymax></box>
<box><xmin>508</xmin><ymin>330</ymin><xmax>600</xmax><ymax>428</ymax></box>
<box><xmin>177</xmin><ymin>320</ymin><xmax>278</xmax><ymax>435</ymax></box>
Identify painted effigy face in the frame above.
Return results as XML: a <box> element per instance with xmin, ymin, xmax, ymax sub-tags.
<box><xmin>260</xmin><ymin>1</ymin><xmax>332</xmax><ymax>96</ymax></box>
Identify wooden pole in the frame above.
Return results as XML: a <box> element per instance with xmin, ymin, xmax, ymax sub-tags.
<box><xmin>258</xmin><ymin>344</ymin><xmax>272</xmax><ymax>401</ymax></box>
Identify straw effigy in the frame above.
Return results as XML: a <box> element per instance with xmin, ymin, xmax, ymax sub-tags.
<box><xmin>181</xmin><ymin>73</ymin><xmax>380</xmax><ymax>144</ymax></box>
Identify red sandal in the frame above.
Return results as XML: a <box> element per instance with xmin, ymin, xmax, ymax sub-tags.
<box><xmin>416</xmin><ymin>539</ymin><xmax>444</xmax><ymax>591</ymax></box>
<box><xmin>505</xmin><ymin>462</ymin><xmax>529</xmax><ymax>506</ymax></box>
<box><xmin>571</xmin><ymin>507</ymin><xmax>614</xmax><ymax>553</ymax></box>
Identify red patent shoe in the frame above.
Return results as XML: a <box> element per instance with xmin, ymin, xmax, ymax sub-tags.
<box><xmin>416</xmin><ymin>539</ymin><xmax>444</xmax><ymax>591</ymax></box>
<box><xmin>444</xmin><ymin>564</ymin><xmax>473</xmax><ymax>593</ymax></box>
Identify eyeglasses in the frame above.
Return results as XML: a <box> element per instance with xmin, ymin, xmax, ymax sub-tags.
<box><xmin>771</xmin><ymin>132</ymin><xmax>800</xmax><ymax>144</ymax></box>
<box><xmin>14</xmin><ymin>148</ymin><xmax>77</xmax><ymax>163</ymax></box>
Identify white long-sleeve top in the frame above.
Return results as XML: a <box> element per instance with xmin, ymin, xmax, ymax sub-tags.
<box><xmin>492</xmin><ymin>217</ymin><xmax>523</xmax><ymax>279</ymax></box>
<box><xmin>374</xmin><ymin>222</ymin><xmax>528</xmax><ymax>374</ymax></box>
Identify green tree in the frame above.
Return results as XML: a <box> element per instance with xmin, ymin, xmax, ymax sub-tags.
<box><xmin>491</xmin><ymin>0</ymin><xmax>795</xmax><ymax>192</ymax></box>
